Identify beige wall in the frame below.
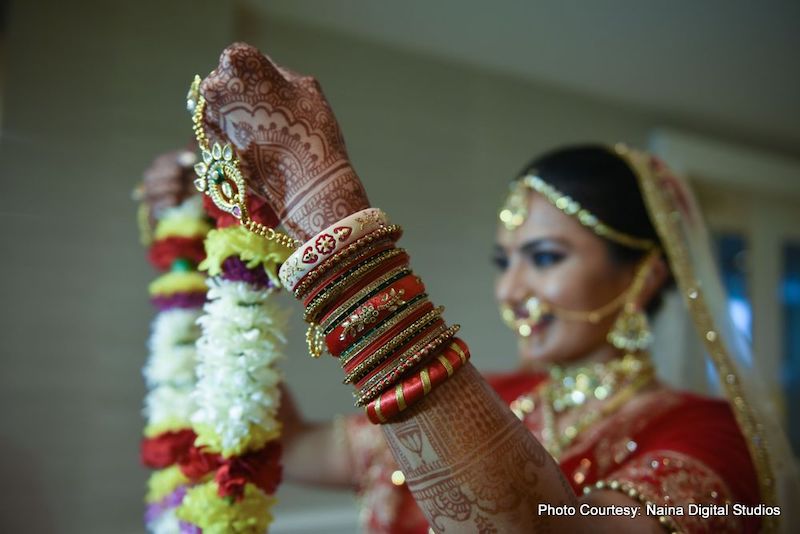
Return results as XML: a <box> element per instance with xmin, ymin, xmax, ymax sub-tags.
<box><xmin>0</xmin><ymin>1</ymin><xmax>671</xmax><ymax>532</ymax></box>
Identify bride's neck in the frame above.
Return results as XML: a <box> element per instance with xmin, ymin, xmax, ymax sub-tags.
<box><xmin>550</xmin><ymin>344</ymin><xmax>624</xmax><ymax>371</ymax></box>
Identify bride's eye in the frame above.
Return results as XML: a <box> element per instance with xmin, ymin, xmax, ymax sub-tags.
<box><xmin>492</xmin><ymin>253</ymin><xmax>509</xmax><ymax>271</ymax></box>
<box><xmin>529</xmin><ymin>250</ymin><xmax>564</xmax><ymax>268</ymax></box>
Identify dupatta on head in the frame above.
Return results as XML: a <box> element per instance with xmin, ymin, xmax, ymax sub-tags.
<box><xmin>618</xmin><ymin>145</ymin><xmax>798</xmax><ymax>532</ymax></box>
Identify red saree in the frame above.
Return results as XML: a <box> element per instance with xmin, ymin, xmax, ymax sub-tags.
<box><xmin>345</xmin><ymin>372</ymin><xmax>760</xmax><ymax>533</ymax></box>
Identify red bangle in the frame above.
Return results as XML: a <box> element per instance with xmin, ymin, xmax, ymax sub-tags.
<box><xmin>303</xmin><ymin>248</ymin><xmax>408</xmax><ymax>309</ymax></box>
<box><xmin>292</xmin><ymin>226</ymin><xmax>403</xmax><ymax>298</ymax></box>
<box><xmin>340</xmin><ymin>301</ymin><xmax>436</xmax><ymax>372</ymax></box>
<box><xmin>324</xmin><ymin>274</ymin><xmax>427</xmax><ymax>355</ymax></box>
<box><xmin>341</xmin><ymin>307</ymin><xmax>445</xmax><ymax>383</ymax></box>
<box><xmin>353</xmin><ymin>323</ymin><xmax>459</xmax><ymax>394</ymax></box>
<box><xmin>303</xmin><ymin>252</ymin><xmax>410</xmax><ymax>323</ymax></box>
<box><xmin>350</xmin><ymin>319</ymin><xmax>447</xmax><ymax>388</ymax></box>
<box><xmin>365</xmin><ymin>338</ymin><xmax>470</xmax><ymax>424</ymax></box>
<box><xmin>296</xmin><ymin>239</ymin><xmax>396</xmax><ymax>300</ymax></box>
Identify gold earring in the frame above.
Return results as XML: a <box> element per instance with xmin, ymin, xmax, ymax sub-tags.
<box><xmin>607</xmin><ymin>254</ymin><xmax>656</xmax><ymax>352</ymax></box>
<box><xmin>607</xmin><ymin>302</ymin><xmax>652</xmax><ymax>352</ymax></box>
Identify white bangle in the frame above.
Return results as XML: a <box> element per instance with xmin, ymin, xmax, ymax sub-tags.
<box><xmin>278</xmin><ymin>208</ymin><xmax>389</xmax><ymax>291</ymax></box>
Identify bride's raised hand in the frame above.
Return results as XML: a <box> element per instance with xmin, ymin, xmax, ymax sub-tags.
<box><xmin>198</xmin><ymin>42</ymin><xmax>370</xmax><ymax>241</ymax></box>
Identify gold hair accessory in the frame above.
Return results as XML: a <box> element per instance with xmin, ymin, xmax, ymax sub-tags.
<box><xmin>499</xmin><ymin>174</ymin><xmax>655</xmax><ymax>251</ymax></box>
<box><xmin>187</xmin><ymin>75</ymin><xmax>299</xmax><ymax>250</ymax></box>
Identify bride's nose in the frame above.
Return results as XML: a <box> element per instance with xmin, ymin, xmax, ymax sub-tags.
<box><xmin>495</xmin><ymin>256</ymin><xmax>530</xmax><ymax>306</ymax></box>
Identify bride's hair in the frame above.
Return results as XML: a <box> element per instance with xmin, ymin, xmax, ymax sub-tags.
<box><xmin>517</xmin><ymin>144</ymin><xmax>673</xmax><ymax>314</ymax></box>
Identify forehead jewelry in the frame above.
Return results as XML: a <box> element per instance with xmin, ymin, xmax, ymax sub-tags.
<box><xmin>499</xmin><ymin>173</ymin><xmax>655</xmax><ymax>251</ymax></box>
<box><xmin>186</xmin><ymin>75</ymin><xmax>299</xmax><ymax>250</ymax></box>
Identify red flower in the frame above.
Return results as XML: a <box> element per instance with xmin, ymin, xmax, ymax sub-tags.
<box><xmin>140</xmin><ymin>429</ymin><xmax>197</xmax><ymax>469</ymax></box>
<box><xmin>178</xmin><ymin>445</ymin><xmax>222</xmax><ymax>480</ymax></box>
<box><xmin>215</xmin><ymin>463</ymin><xmax>250</xmax><ymax>500</ymax></box>
<box><xmin>147</xmin><ymin>237</ymin><xmax>206</xmax><ymax>271</ymax></box>
<box><xmin>215</xmin><ymin>442</ymin><xmax>283</xmax><ymax>500</ymax></box>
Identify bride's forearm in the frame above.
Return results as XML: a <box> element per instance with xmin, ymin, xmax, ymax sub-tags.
<box><xmin>382</xmin><ymin>362</ymin><xmax>579</xmax><ymax>533</ymax></box>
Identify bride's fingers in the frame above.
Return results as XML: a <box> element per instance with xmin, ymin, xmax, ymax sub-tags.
<box><xmin>275</xmin><ymin>64</ymin><xmax>304</xmax><ymax>82</ymax></box>
<box><xmin>201</xmin><ymin>43</ymin><xmax>289</xmax><ymax>108</ymax></box>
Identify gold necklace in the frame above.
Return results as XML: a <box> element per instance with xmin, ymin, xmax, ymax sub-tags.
<box><xmin>510</xmin><ymin>353</ymin><xmax>655</xmax><ymax>459</ymax></box>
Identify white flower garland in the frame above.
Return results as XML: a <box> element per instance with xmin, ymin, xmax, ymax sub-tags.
<box><xmin>144</xmin><ymin>309</ymin><xmax>202</xmax><ymax>388</ymax></box>
<box><xmin>142</xmin><ymin>308</ymin><xmax>202</xmax><ymax>434</ymax></box>
<box><xmin>191</xmin><ymin>277</ymin><xmax>289</xmax><ymax>455</ymax></box>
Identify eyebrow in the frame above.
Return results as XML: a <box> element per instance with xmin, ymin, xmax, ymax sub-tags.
<box><xmin>494</xmin><ymin>238</ymin><xmax>568</xmax><ymax>256</ymax></box>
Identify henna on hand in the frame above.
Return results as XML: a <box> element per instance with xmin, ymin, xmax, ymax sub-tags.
<box><xmin>141</xmin><ymin>149</ymin><xmax>198</xmax><ymax>221</ymax></box>
<box><xmin>383</xmin><ymin>364</ymin><xmax>577</xmax><ymax>533</ymax></box>
<box><xmin>200</xmin><ymin>43</ymin><xmax>370</xmax><ymax>240</ymax></box>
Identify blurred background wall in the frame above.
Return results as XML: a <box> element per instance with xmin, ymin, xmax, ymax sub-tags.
<box><xmin>0</xmin><ymin>1</ymin><xmax>798</xmax><ymax>532</ymax></box>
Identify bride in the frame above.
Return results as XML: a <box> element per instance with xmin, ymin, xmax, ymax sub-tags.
<box><xmin>190</xmin><ymin>43</ymin><xmax>797</xmax><ymax>533</ymax></box>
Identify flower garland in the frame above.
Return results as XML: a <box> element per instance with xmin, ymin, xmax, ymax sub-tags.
<box><xmin>138</xmin><ymin>193</ymin><xmax>211</xmax><ymax>534</ymax></box>
<box><xmin>175</xmin><ymin>222</ymin><xmax>293</xmax><ymax>533</ymax></box>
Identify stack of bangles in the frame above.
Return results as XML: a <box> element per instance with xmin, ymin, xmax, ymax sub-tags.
<box><xmin>279</xmin><ymin>208</ymin><xmax>470</xmax><ymax>424</ymax></box>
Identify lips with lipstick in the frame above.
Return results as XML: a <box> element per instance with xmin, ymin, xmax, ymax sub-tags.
<box><xmin>499</xmin><ymin>297</ymin><xmax>554</xmax><ymax>337</ymax></box>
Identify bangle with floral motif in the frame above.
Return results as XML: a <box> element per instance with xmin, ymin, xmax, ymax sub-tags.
<box><xmin>296</xmin><ymin>239</ymin><xmax>395</xmax><ymax>300</ymax></box>
<box><xmin>340</xmin><ymin>305</ymin><xmax>441</xmax><ymax>377</ymax></box>
<box><xmin>365</xmin><ymin>339</ymin><xmax>470</xmax><ymax>424</ymax></box>
<box><xmin>279</xmin><ymin>208</ymin><xmax>389</xmax><ymax>291</ymax></box>
<box><xmin>324</xmin><ymin>274</ymin><xmax>427</xmax><ymax>355</ymax></box>
<box><xmin>293</xmin><ymin>226</ymin><xmax>403</xmax><ymax>299</ymax></box>
<box><xmin>339</xmin><ymin>302</ymin><xmax>438</xmax><ymax>371</ymax></box>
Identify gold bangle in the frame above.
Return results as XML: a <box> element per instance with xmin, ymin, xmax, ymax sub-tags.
<box><xmin>345</xmin><ymin>317</ymin><xmax>446</xmax><ymax>385</ymax></box>
<box><xmin>294</xmin><ymin>225</ymin><xmax>403</xmax><ymax>299</ymax></box>
<box><xmin>339</xmin><ymin>300</ymin><xmax>438</xmax><ymax>367</ymax></box>
<box><xmin>303</xmin><ymin>248</ymin><xmax>406</xmax><ymax>322</ymax></box>
<box><xmin>351</xmin><ymin>322</ymin><xmax>452</xmax><ymax>389</ymax></box>
<box><xmin>354</xmin><ymin>324</ymin><xmax>461</xmax><ymax>406</ymax></box>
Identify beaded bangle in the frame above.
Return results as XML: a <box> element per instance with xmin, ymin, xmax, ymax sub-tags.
<box><xmin>293</xmin><ymin>226</ymin><xmax>403</xmax><ymax>299</ymax></box>
<box><xmin>303</xmin><ymin>251</ymin><xmax>409</xmax><ymax>323</ymax></box>
<box><xmin>337</xmin><ymin>299</ymin><xmax>435</xmax><ymax>366</ymax></box>
<box><xmin>319</xmin><ymin>269</ymin><xmax>422</xmax><ymax>335</ymax></box>
<box><xmin>365</xmin><ymin>338</ymin><xmax>470</xmax><ymax>424</ymax></box>
<box><xmin>341</xmin><ymin>309</ymin><xmax>441</xmax><ymax>380</ymax></box>
<box><xmin>347</xmin><ymin>318</ymin><xmax>447</xmax><ymax>386</ymax></box>
<box><xmin>279</xmin><ymin>208</ymin><xmax>389</xmax><ymax>291</ymax></box>
<box><xmin>303</xmin><ymin>247</ymin><xmax>406</xmax><ymax>309</ymax></box>
<box><xmin>340</xmin><ymin>302</ymin><xmax>438</xmax><ymax>371</ymax></box>
<box><xmin>325</xmin><ymin>275</ymin><xmax>427</xmax><ymax>354</ymax></box>
<box><xmin>296</xmin><ymin>239</ymin><xmax>394</xmax><ymax>300</ymax></box>
<box><xmin>354</xmin><ymin>324</ymin><xmax>461</xmax><ymax>405</ymax></box>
